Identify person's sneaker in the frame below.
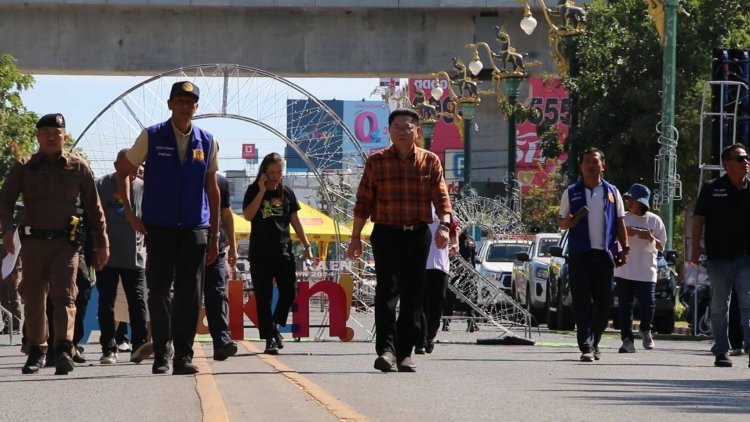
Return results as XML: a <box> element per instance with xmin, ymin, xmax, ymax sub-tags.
<box><xmin>213</xmin><ymin>341</ymin><xmax>238</xmax><ymax>361</ymax></box>
<box><xmin>55</xmin><ymin>352</ymin><xmax>75</xmax><ymax>375</ymax></box>
<box><xmin>593</xmin><ymin>347</ymin><xmax>601</xmax><ymax>361</ymax></box>
<box><xmin>152</xmin><ymin>356</ymin><xmax>170</xmax><ymax>374</ymax></box>
<box><xmin>714</xmin><ymin>353</ymin><xmax>733</xmax><ymax>367</ymax></box>
<box><xmin>373</xmin><ymin>351</ymin><xmax>396</xmax><ymax>372</ymax></box>
<box><xmin>641</xmin><ymin>330</ymin><xmax>655</xmax><ymax>350</ymax></box>
<box><xmin>130</xmin><ymin>342</ymin><xmax>154</xmax><ymax>364</ymax></box>
<box><xmin>580</xmin><ymin>352</ymin><xmax>594</xmax><ymax>362</ymax></box>
<box><xmin>425</xmin><ymin>338</ymin><xmax>435</xmax><ymax>354</ymax></box>
<box><xmin>414</xmin><ymin>347</ymin><xmax>425</xmax><ymax>355</ymax></box>
<box><xmin>264</xmin><ymin>338</ymin><xmax>279</xmax><ymax>355</ymax></box>
<box><xmin>117</xmin><ymin>341</ymin><xmax>132</xmax><ymax>353</ymax></box>
<box><xmin>396</xmin><ymin>356</ymin><xmax>417</xmax><ymax>372</ymax></box>
<box><xmin>100</xmin><ymin>350</ymin><xmax>118</xmax><ymax>365</ymax></box>
<box><xmin>619</xmin><ymin>338</ymin><xmax>636</xmax><ymax>353</ymax></box>
<box><xmin>172</xmin><ymin>357</ymin><xmax>199</xmax><ymax>375</ymax></box>
<box><xmin>729</xmin><ymin>348</ymin><xmax>744</xmax><ymax>356</ymax></box>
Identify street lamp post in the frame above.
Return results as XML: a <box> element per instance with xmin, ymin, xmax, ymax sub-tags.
<box><xmin>421</xmin><ymin>120</ymin><xmax>436</xmax><ymax>151</ymax></box>
<box><xmin>503</xmin><ymin>77</ymin><xmax>523</xmax><ymax>205</ymax></box>
<box><xmin>460</xmin><ymin>102</ymin><xmax>478</xmax><ymax>191</ymax></box>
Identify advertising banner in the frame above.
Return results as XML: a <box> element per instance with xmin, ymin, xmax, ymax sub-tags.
<box><xmin>341</xmin><ymin>101</ymin><xmax>390</xmax><ymax>155</ymax></box>
<box><xmin>515</xmin><ymin>78</ymin><xmax>569</xmax><ymax>192</ymax></box>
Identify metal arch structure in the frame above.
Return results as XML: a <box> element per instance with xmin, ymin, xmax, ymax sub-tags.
<box><xmin>452</xmin><ymin>196</ymin><xmax>525</xmax><ymax>235</ymax></box>
<box><xmin>72</xmin><ymin>64</ymin><xmax>370</xmax><ymax>258</ymax></box>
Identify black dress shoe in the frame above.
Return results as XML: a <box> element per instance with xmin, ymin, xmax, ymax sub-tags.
<box><xmin>213</xmin><ymin>341</ymin><xmax>238</xmax><ymax>361</ymax></box>
<box><xmin>152</xmin><ymin>356</ymin><xmax>170</xmax><ymax>374</ymax></box>
<box><xmin>173</xmin><ymin>359</ymin><xmax>199</xmax><ymax>375</ymax></box>
<box><xmin>714</xmin><ymin>353</ymin><xmax>733</xmax><ymax>367</ymax></box>
<box><xmin>396</xmin><ymin>356</ymin><xmax>417</xmax><ymax>372</ymax></box>
<box><xmin>21</xmin><ymin>346</ymin><xmax>46</xmax><ymax>375</ymax></box>
<box><xmin>425</xmin><ymin>338</ymin><xmax>435</xmax><ymax>354</ymax></box>
<box><xmin>55</xmin><ymin>352</ymin><xmax>75</xmax><ymax>375</ymax></box>
<box><xmin>73</xmin><ymin>351</ymin><xmax>87</xmax><ymax>364</ymax></box>
<box><xmin>264</xmin><ymin>339</ymin><xmax>279</xmax><ymax>355</ymax></box>
<box><xmin>414</xmin><ymin>347</ymin><xmax>425</xmax><ymax>355</ymax></box>
<box><xmin>274</xmin><ymin>330</ymin><xmax>285</xmax><ymax>350</ymax></box>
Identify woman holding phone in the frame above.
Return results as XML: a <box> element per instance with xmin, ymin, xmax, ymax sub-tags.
<box><xmin>242</xmin><ymin>153</ymin><xmax>313</xmax><ymax>354</ymax></box>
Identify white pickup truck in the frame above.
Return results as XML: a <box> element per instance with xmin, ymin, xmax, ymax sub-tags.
<box><xmin>511</xmin><ymin>233</ymin><xmax>561</xmax><ymax>323</ymax></box>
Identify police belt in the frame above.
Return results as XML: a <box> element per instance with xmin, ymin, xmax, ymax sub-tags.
<box><xmin>20</xmin><ymin>226</ymin><xmax>68</xmax><ymax>240</ymax></box>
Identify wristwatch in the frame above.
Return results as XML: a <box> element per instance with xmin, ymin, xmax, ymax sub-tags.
<box><xmin>622</xmin><ymin>246</ymin><xmax>631</xmax><ymax>254</ymax></box>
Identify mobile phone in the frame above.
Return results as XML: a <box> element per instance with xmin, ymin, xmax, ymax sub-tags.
<box><xmin>570</xmin><ymin>206</ymin><xmax>589</xmax><ymax>225</ymax></box>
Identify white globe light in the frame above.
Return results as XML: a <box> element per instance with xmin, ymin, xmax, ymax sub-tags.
<box><xmin>431</xmin><ymin>86</ymin><xmax>444</xmax><ymax>100</ymax></box>
<box><xmin>520</xmin><ymin>15</ymin><xmax>537</xmax><ymax>35</ymax></box>
<box><xmin>469</xmin><ymin>59</ymin><xmax>483</xmax><ymax>76</ymax></box>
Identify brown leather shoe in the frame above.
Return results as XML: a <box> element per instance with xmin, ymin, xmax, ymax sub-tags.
<box><xmin>397</xmin><ymin>356</ymin><xmax>417</xmax><ymax>372</ymax></box>
<box><xmin>373</xmin><ymin>351</ymin><xmax>396</xmax><ymax>372</ymax></box>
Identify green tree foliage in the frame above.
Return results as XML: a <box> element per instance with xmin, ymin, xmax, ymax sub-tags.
<box><xmin>0</xmin><ymin>55</ymin><xmax>37</xmax><ymax>184</ymax></box>
<box><xmin>520</xmin><ymin>160</ymin><xmax>568</xmax><ymax>233</ymax></box>
<box><xmin>560</xmin><ymin>0</ymin><xmax>750</xmax><ymax>253</ymax></box>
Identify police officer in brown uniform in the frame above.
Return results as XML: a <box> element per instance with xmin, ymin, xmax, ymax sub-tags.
<box><xmin>0</xmin><ymin>113</ymin><xmax>109</xmax><ymax>375</ymax></box>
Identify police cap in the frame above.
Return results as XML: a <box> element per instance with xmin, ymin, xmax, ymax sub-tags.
<box><xmin>36</xmin><ymin>113</ymin><xmax>66</xmax><ymax>129</ymax></box>
<box><xmin>170</xmin><ymin>81</ymin><xmax>200</xmax><ymax>101</ymax></box>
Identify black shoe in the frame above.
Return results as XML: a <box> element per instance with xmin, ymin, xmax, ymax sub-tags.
<box><xmin>714</xmin><ymin>353</ymin><xmax>733</xmax><ymax>367</ymax></box>
<box><xmin>152</xmin><ymin>356</ymin><xmax>170</xmax><ymax>374</ymax></box>
<box><xmin>593</xmin><ymin>347</ymin><xmax>601</xmax><ymax>361</ymax></box>
<box><xmin>274</xmin><ymin>330</ymin><xmax>285</xmax><ymax>350</ymax></box>
<box><xmin>172</xmin><ymin>357</ymin><xmax>199</xmax><ymax>375</ymax></box>
<box><xmin>264</xmin><ymin>339</ymin><xmax>279</xmax><ymax>355</ymax></box>
<box><xmin>55</xmin><ymin>352</ymin><xmax>75</xmax><ymax>375</ymax></box>
<box><xmin>373</xmin><ymin>352</ymin><xmax>396</xmax><ymax>372</ymax></box>
<box><xmin>130</xmin><ymin>342</ymin><xmax>154</xmax><ymax>364</ymax></box>
<box><xmin>397</xmin><ymin>356</ymin><xmax>417</xmax><ymax>372</ymax></box>
<box><xmin>213</xmin><ymin>341</ymin><xmax>238</xmax><ymax>361</ymax></box>
<box><xmin>414</xmin><ymin>347</ymin><xmax>425</xmax><ymax>355</ymax></box>
<box><xmin>21</xmin><ymin>346</ymin><xmax>46</xmax><ymax>374</ymax></box>
<box><xmin>44</xmin><ymin>354</ymin><xmax>55</xmax><ymax>367</ymax></box>
<box><xmin>73</xmin><ymin>347</ymin><xmax>87</xmax><ymax>364</ymax></box>
<box><xmin>425</xmin><ymin>338</ymin><xmax>435</xmax><ymax>354</ymax></box>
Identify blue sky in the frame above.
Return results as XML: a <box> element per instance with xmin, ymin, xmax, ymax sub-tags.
<box><xmin>21</xmin><ymin>75</ymin><xmax>384</xmax><ymax>173</ymax></box>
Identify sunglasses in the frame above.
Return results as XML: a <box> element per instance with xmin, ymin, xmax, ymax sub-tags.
<box><xmin>729</xmin><ymin>155</ymin><xmax>750</xmax><ymax>163</ymax></box>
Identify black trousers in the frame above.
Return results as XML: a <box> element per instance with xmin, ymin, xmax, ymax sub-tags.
<box><xmin>371</xmin><ymin>224</ymin><xmax>431</xmax><ymax>359</ymax></box>
<box><xmin>569</xmin><ymin>250</ymin><xmax>614</xmax><ymax>353</ymax></box>
<box><xmin>145</xmin><ymin>226</ymin><xmax>207</xmax><ymax>361</ymax></box>
<box><xmin>420</xmin><ymin>269</ymin><xmax>448</xmax><ymax>346</ymax></box>
<box><xmin>204</xmin><ymin>251</ymin><xmax>230</xmax><ymax>345</ymax></box>
<box><xmin>250</xmin><ymin>257</ymin><xmax>296</xmax><ymax>339</ymax></box>
<box><xmin>729</xmin><ymin>287</ymin><xmax>742</xmax><ymax>350</ymax></box>
<box><xmin>95</xmin><ymin>266</ymin><xmax>148</xmax><ymax>352</ymax></box>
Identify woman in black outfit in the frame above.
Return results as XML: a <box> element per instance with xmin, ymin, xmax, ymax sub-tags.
<box><xmin>242</xmin><ymin>153</ymin><xmax>312</xmax><ymax>354</ymax></box>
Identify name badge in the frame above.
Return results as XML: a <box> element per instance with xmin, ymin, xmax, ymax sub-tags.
<box><xmin>193</xmin><ymin>149</ymin><xmax>205</xmax><ymax>161</ymax></box>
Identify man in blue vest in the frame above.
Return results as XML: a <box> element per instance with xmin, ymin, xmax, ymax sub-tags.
<box><xmin>115</xmin><ymin>81</ymin><xmax>221</xmax><ymax>375</ymax></box>
<box><xmin>558</xmin><ymin>147</ymin><xmax>628</xmax><ymax>362</ymax></box>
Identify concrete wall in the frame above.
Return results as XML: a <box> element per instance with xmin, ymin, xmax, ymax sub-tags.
<box><xmin>0</xmin><ymin>4</ymin><xmax>567</xmax><ymax>76</ymax></box>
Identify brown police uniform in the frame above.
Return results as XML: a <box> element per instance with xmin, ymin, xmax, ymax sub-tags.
<box><xmin>0</xmin><ymin>148</ymin><xmax>108</xmax><ymax>354</ymax></box>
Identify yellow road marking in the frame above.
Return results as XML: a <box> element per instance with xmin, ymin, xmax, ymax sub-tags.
<box><xmin>192</xmin><ymin>343</ymin><xmax>230</xmax><ymax>422</ymax></box>
<box><xmin>242</xmin><ymin>341</ymin><xmax>367</xmax><ymax>422</ymax></box>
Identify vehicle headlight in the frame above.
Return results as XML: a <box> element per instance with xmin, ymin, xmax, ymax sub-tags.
<box><xmin>482</xmin><ymin>271</ymin><xmax>498</xmax><ymax>281</ymax></box>
<box><xmin>534</xmin><ymin>267</ymin><xmax>549</xmax><ymax>280</ymax></box>
<box><xmin>657</xmin><ymin>266</ymin><xmax>670</xmax><ymax>280</ymax></box>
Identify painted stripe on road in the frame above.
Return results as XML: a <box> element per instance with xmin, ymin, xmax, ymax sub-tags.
<box><xmin>193</xmin><ymin>344</ymin><xmax>230</xmax><ymax>422</ymax></box>
<box><xmin>241</xmin><ymin>340</ymin><xmax>367</xmax><ymax>422</ymax></box>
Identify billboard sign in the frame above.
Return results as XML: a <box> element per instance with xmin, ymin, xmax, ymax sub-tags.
<box><xmin>241</xmin><ymin>143</ymin><xmax>257</xmax><ymax>159</ymax></box>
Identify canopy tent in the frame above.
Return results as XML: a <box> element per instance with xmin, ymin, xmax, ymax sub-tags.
<box><xmin>233</xmin><ymin>201</ymin><xmax>354</xmax><ymax>242</ymax></box>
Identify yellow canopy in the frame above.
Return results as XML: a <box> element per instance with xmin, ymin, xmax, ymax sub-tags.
<box><xmin>233</xmin><ymin>201</ymin><xmax>354</xmax><ymax>242</ymax></box>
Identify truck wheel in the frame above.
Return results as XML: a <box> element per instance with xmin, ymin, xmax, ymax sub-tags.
<box><xmin>546</xmin><ymin>285</ymin><xmax>558</xmax><ymax>330</ymax></box>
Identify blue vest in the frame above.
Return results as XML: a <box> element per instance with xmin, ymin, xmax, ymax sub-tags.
<box><xmin>141</xmin><ymin>119</ymin><xmax>212</xmax><ymax>229</ymax></box>
<box><xmin>566</xmin><ymin>179</ymin><xmax>620</xmax><ymax>259</ymax></box>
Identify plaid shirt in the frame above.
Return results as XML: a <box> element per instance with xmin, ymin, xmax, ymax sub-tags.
<box><xmin>353</xmin><ymin>145</ymin><xmax>452</xmax><ymax>225</ymax></box>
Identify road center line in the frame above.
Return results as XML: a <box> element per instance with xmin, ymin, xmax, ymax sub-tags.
<box><xmin>193</xmin><ymin>343</ymin><xmax>230</xmax><ymax>422</ymax></box>
<box><xmin>241</xmin><ymin>340</ymin><xmax>367</xmax><ymax>422</ymax></box>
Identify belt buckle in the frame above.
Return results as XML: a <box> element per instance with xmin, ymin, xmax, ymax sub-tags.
<box><xmin>402</xmin><ymin>225</ymin><xmax>414</xmax><ymax>231</ymax></box>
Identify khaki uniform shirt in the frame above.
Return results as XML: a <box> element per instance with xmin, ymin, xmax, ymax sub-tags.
<box><xmin>0</xmin><ymin>152</ymin><xmax>109</xmax><ymax>250</ymax></box>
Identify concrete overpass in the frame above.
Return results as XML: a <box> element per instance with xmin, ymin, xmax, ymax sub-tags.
<box><xmin>0</xmin><ymin>0</ymin><xmax>588</xmax><ymax>76</ymax></box>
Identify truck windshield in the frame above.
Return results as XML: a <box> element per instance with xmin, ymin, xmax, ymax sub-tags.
<box><xmin>487</xmin><ymin>244</ymin><xmax>528</xmax><ymax>262</ymax></box>
<box><xmin>537</xmin><ymin>238</ymin><xmax>560</xmax><ymax>257</ymax></box>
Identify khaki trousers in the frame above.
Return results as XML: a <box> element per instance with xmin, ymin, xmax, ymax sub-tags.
<box><xmin>18</xmin><ymin>238</ymin><xmax>78</xmax><ymax>349</ymax></box>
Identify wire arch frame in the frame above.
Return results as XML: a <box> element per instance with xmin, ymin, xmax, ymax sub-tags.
<box><xmin>73</xmin><ymin>63</ymin><xmax>370</xmax><ymax>264</ymax></box>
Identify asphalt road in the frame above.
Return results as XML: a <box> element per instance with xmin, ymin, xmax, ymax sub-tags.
<box><xmin>1</xmin><ymin>316</ymin><xmax>749</xmax><ymax>422</ymax></box>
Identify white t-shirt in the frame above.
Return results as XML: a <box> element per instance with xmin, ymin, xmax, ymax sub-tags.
<box><xmin>614</xmin><ymin>211</ymin><xmax>667</xmax><ymax>282</ymax></box>
<box><xmin>559</xmin><ymin>183</ymin><xmax>625</xmax><ymax>250</ymax></box>
<box><xmin>425</xmin><ymin>214</ymin><xmax>449</xmax><ymax>275</ymax></box>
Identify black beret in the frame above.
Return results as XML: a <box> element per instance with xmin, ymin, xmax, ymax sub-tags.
<box><xmin>170</xmin><ymin>81</ymin><xmax>200</xmax><ymax>101</ymax></box>
<box><xmin>36</xmin><ymin>113</ymin><xmax>66</xmax><ymax>129</ymax></box>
